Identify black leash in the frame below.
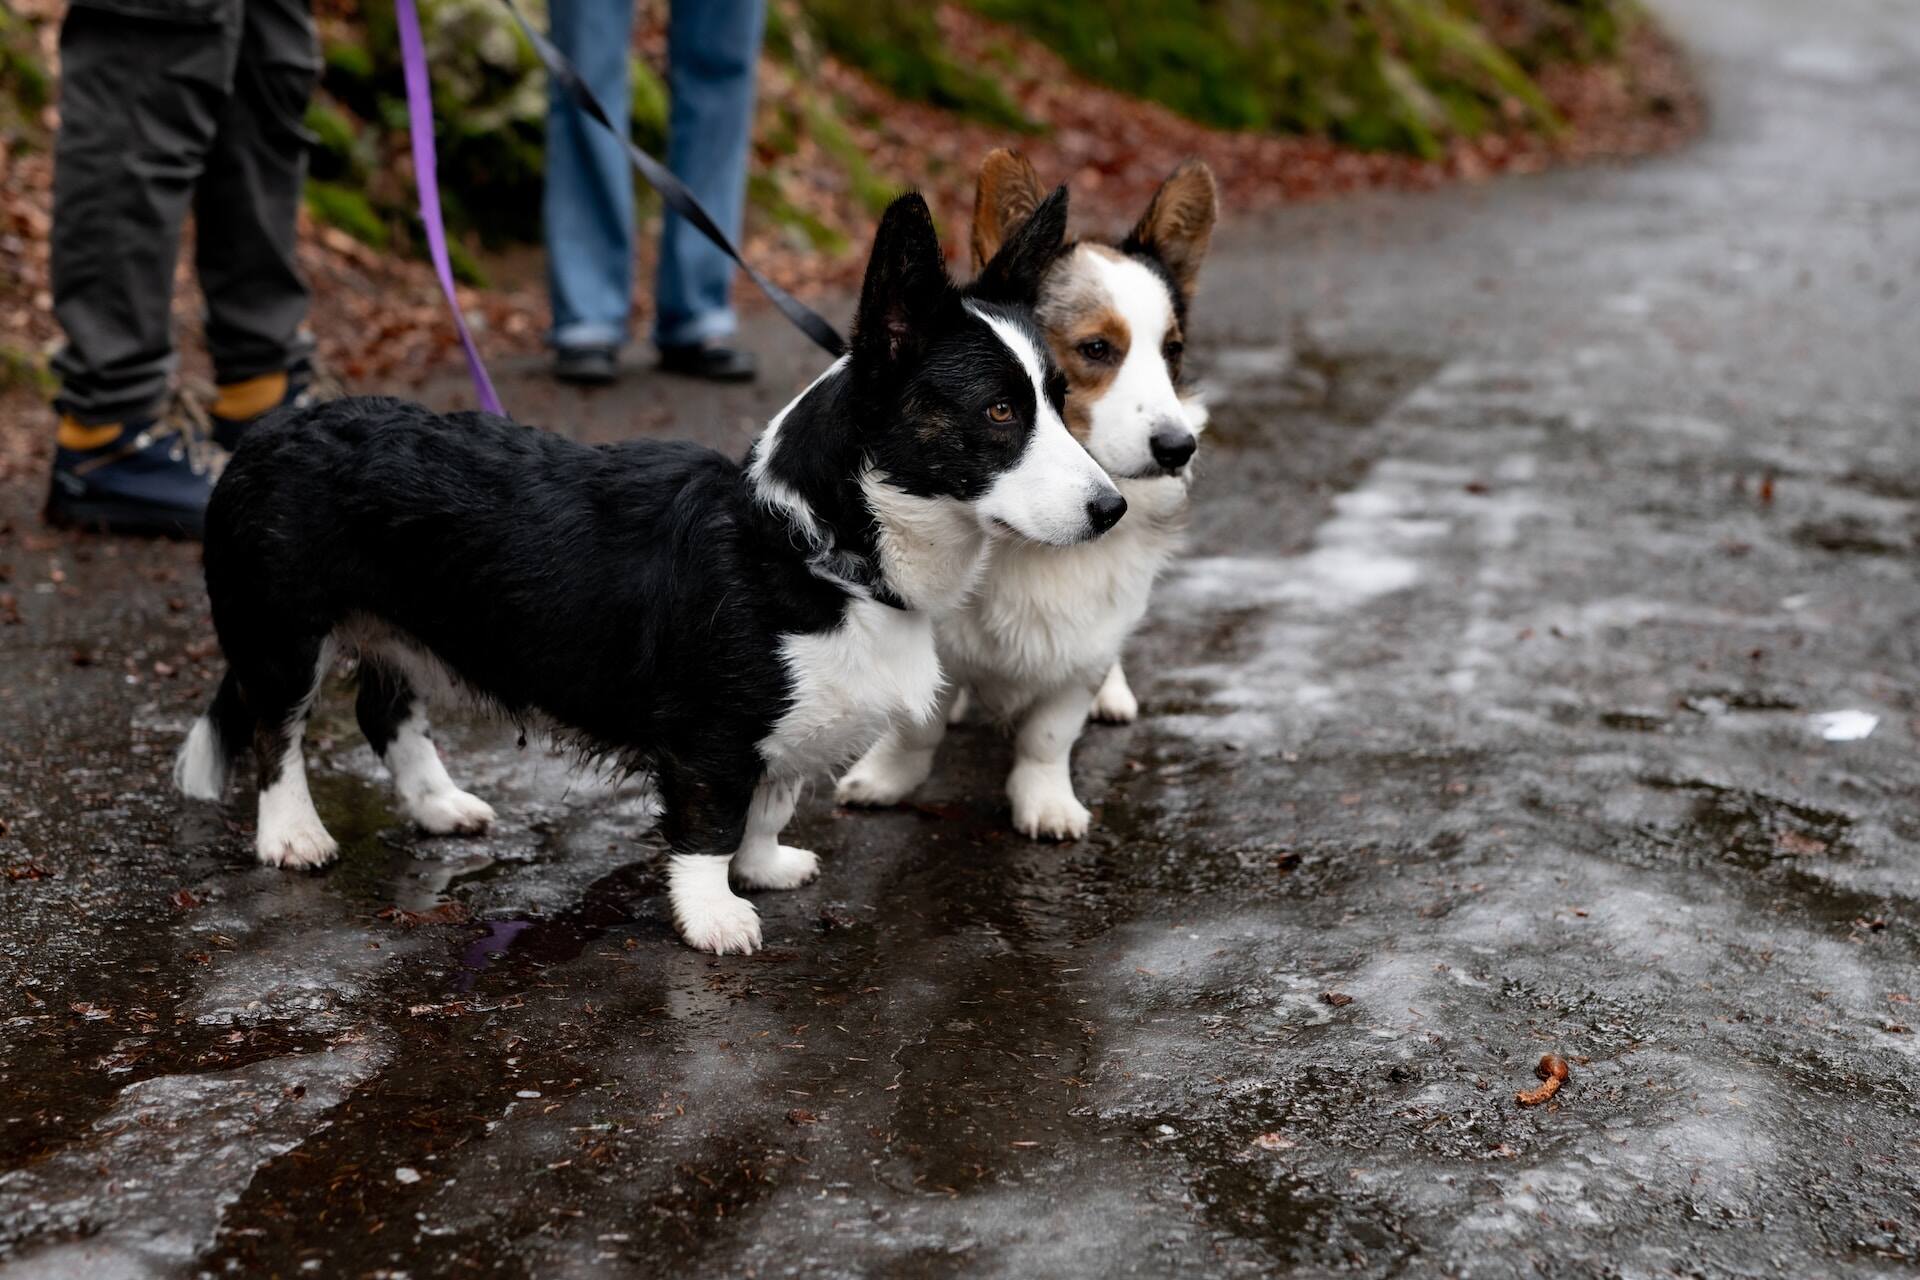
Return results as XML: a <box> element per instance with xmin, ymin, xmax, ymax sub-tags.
<box><xmin>501</xmin><ymin>0</ymin><xmax>848</xmax><ymax>359</ymax></box>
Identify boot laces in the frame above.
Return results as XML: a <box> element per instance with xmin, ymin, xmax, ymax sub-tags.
<box><xmin>165</xmin><ymin>382</ymin><xmax>225</xmax><ymax>478</ymax></box>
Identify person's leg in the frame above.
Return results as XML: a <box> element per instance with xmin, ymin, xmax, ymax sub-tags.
<box><xmin>652</xmin><ymin>0</ymin><xmax>764</xmax><ymax>357</ymax></box>
<box><xmin>46</xmin><ymin>0</ymin><xmax>243</xmax><ymax>536</ymax></box>
<box><xmin>195</xmin><ymin>0</ymin><xmax>318</xmax><ymax>428</ymax></box>
<box><xmin>50</xmin><ymin>0</ymin><xmax>240</xmax><ymax>425</ymax></box>
<box><xmin>544</xmin><ymin>0</ymin><xmax>635</xmax><ymax>364</ymax></box>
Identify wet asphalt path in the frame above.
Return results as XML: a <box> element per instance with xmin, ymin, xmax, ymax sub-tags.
<box><xmin>3</xmin><ymin>0</ymin><xmax>1919</xmax><ymax>1275</ymax></box>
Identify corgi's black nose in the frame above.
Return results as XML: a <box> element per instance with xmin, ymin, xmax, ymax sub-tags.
<box><xmin>1150</xmin><ymin>425</ymin><xmax>1197</xmax><ymax>472</ymax></box>
<box><xmin>1086</xmin><ymin>489</ymin><xmax>1128</xmax><ymax>535</ymax></box>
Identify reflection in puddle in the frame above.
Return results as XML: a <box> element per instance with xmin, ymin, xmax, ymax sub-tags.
<box><xmin>454</xmin><ymin>919</ymin><xmax>534</xmax><ymax>990</ymax></box>
<box><xmin>1808</xmin><ymin>709</ymin><xmax>1878</xmax><ymax>742</ymax></box>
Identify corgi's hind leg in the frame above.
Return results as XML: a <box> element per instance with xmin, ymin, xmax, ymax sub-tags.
<box><xmin>247</xmin><ymin>635</ymin><xmax>339</xmax><ymax>869</ymax></box>
<box><xmin>355</xmin><ymin>660</ymin><xmax>494</xmax><ymax>836</ymax></box>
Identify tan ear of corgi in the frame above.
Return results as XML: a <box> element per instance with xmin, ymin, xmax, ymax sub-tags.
<box><xmin>971</xmin><ymin>148</ymin><xmax>1048</xmax><ymax>274</ymax></box>
<box><xmin>1122</xmin><ymin>160</ymin><xmax>1219</xmax><ymax>299</ymax></box>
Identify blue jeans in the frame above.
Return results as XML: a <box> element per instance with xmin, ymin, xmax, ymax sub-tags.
<box><xmin>544</xmin><ymin>0</ymin><xmax>765</xmax><ymax>351</ymax></box>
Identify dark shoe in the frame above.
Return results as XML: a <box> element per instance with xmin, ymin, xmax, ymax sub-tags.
<box><xmin>553</xmin><ymin>344</ymin><xmax>620</xmax><ymax>386</ymax></box>
<box><xmin>208</xmin><ymin>358</ymin><xmax>343</xmax><ymax>452</ymax></box>
<box><xmin>45</xmin><ymin>411</ymin><xmax>219</xmax><ymax>539</ymax></box>
<box><xmin>656</xmin><ymin>343</ymin><xmax>757</xmax><ymax>384</ymax></box>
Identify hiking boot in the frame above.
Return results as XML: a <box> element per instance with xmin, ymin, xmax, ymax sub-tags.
<box><xmin>656</xmin><ymin>342</ymin><xmax>757</xmax><ymax>384</ymax></box>
<box><xmin>45</xmin><ymin>402</ymin><xmax>222</xmax><ymax>539</ymax></box>
<box><xmin>208</xmin><ymin>358</ymin><xmax>343</xmax><ymax>452</ymax></box>
<box><xmin>553</xmin><ymin>344</ymin><xmax>620</xmax><ymax>386</ymax></box>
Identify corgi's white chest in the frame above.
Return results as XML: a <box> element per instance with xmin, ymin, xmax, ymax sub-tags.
<box><xmin>761</xmin><ymin>599</ymin><xmax>943</xmax><ymax>779</ymax></box>
<box><xmin>940</xmin><ymin>477</ymin><xmax>1188</xmax><ymax>710</ymax></box>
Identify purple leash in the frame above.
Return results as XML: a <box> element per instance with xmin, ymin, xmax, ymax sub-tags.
<box><xmin>395</xmin><ymin>0</ymin><xmax>505</xmax><ymax>416</ymax></box>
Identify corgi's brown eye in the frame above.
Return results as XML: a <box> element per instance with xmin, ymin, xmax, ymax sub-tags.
<box><xmin>1077</xmin><ymin>338</ymin><xmax>1111</xmax><ymax>362</ymax></box>
<box><xmin>1164</xmin><ymin>340</ymin><xmax>1184</xmax><ymax>360</ymax></box>
<box><xmin>986</xmin><ymin>402</ymin><xmax>1014</xmax><ymax>424</ymax></box>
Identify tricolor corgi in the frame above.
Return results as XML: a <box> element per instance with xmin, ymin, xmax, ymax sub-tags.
<box><xmin>837</xmin><ymin>152</ymin><xmax>1216</xmax><ymax>839</ymax></box>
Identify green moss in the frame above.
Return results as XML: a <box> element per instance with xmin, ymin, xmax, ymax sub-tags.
<box><xmin>1496</xmin><ymin>0</ymin><xmax>1632</xmax><ymax>69</ymax></box>
<box><xmin>804</xmin><ymin>96</ymin><xmax>898</xmax><ymax>217</ymax></box>
<box><xmin>1384</xmin><ymin>0</ymin><xmax>1564</xmax><ymax>138</ymax></box>
<box><xmin>762</xmin><ymin>0</ymin><xmax>798</xmax><ymax>63</ymax></box>
<box><xmin>962</xmin><ymin>0</ymin><xmax>1600</xmax><ymax>153</ymax></box>
<box><xmin>0</xmin><ymin>343</ymin><xmax>53</xmax><ymax>396</ymax></box>
<box><xmin>749</xmin><ymin>172</ymin><xmax>850</xmax><ymax>255</ymax></box>
<box><xmin>331</xmin><ymin>0</ymin><xmax>550</xmax><ymax>244</ymax></box>
<box><xmin>630</xmin><ymin>55</ymin><xmax>668</xmax><ymax>155</ymax></box>
<box><xmin>762</xmin><ymin>101</ymin><xmax>802</xmax><ymax>158</ymax></box>
<box><xmin>0</xmin><ymin>3</ymin><xmax>50</xmax><ymax>135</ymax></box>
<box><xmin>324</xmin><ymin>37</ymin><xmax>377</xmax><ymax>86</ymax></box>
<box><xmin>796</xmin><ymin>0</ymin><xmax>1037</xmax><ymax>132</ymax></box>
<box><xmin>966</xmin><ymin>0</ymin><xmax>1269</xmax><ymax>130</ymax></box>
<box><xmin>305</xmin><ymin>179</ymin><xmax>390</xmax><ymax>249</ymax></box>
<box><xmin>444</xmin><ymin>232</ymin><xmax>489</xmax><ymax>287</ymax></box>
<box><xmin>304</xmin><ymin>98</ymin><xmax>365</xmax><ymax>182</ymax></box>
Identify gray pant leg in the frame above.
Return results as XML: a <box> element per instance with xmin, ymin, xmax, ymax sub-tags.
<box><xmin>50</xmin><ymin>0</ymin><xmax>242</xmax><ymax>423</ymax></box>
<box><xmin>195</xmin><ymin>0</ymin><xmax>317</xmax><ymax>385</ymax></box>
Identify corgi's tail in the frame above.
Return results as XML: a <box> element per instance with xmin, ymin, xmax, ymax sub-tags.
<box><xmin>174</xmin><ymin>669</ymin><xmax>250</xmax><ymax>801</ymax></box>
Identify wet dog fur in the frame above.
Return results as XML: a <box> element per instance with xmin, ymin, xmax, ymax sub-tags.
<box><xmin>174</xmin><ymin>190</ymin><xmax>1125</xmax><ymax>950</ymax></box>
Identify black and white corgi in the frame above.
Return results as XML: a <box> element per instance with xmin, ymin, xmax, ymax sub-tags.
<box><xmin>837</xmin><ymin>152</ymin><xmax>1216</xmax><ymax>839</ymax></box>
<box><xmin>172</xmin><ymin>189</ymin><xmax>1124</xmax><ymax>953</ymax></box>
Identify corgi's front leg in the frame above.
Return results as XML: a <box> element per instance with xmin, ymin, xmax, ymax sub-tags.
<box><xmin>835</xmin><ymin>685</ymin><xmax>958</xmax><ymax>808</ymax></box>
<box><xmin>1007</xmin><ymin>683</ymin><xmax>1096</xmax><ymax>840</ymax></box>
<box><xmin>729</xmin><ymin>778</ymin><xmax>820</xmax><ymax>892</ymax></box>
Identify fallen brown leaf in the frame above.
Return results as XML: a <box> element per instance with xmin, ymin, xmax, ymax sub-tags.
<box><xmin>1515</xmin><ymin>1053</ymin><xmax>1570</xmax><ymax>1107</ymax></box>
<box><xmin>1775</xmin><ymin>829</ymin><xmax>1828</xmax><ymax>857</ymax></box>
<box><xmin>377</xmin><ymin>902</ymin><xmax>474</xmax><ymax>928</ymax></box>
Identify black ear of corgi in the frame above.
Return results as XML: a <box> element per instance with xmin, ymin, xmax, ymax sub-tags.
<box><xmin>969</xmin><ymin>184</ymin><xmax>1070</xmax><ymax>310</ymax></box>
<box><xmin>854</xmin><ymin>192</ymin><xmax>958</xmax><ymax>370</ymax></box>
<box><xmin>971</xmin><ymin>148</ymin><xmax>1048</xmax><ymax>273</ymax></box>
<box><xmin>1121</xmin><ymin>159</ymin><xmax>1219</xmax><ymax>301</ymax></box>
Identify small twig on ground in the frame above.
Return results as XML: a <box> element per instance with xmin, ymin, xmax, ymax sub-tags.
<box><xmin>1515</xmin><ymin>1053</ymin><xmax>1570</xmax><ymax>1106</ymax></box>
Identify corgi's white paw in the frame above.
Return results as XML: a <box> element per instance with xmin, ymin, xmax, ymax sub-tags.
<box><xmin>1090</xmin><ymin>680</ymin><xmax>1139</xmax><ymax>724</ymax></box>
<box><xmin>1008</xmin><ymin>764</ymin><xmax>1091</xmax><ymax>841</ymax></box>
<box><xmin>257</xmin><ymin>817</ymin><xmax>338</xmax><ymax>869</ymax></box>
<box><xmin>670</xmin><ymin>857</ymin><xmax>763</xmax><ymax>955</ymax></box>
<box><xmin>733</xmin><ymin>844</ymin><xmax>820</xmax><ymax>891</ymax></box>
<box><xmin>409</xmin><ymin>788</ymin><xmax>496</xmax><ymax>836</ymax></box>
<box><xmin>675</xmin><ymin>892</ymin><xmax>762</xmax><ymax>955</ymax></box>
<box><xmin>835</xmin><ymin>748</ymin><xmax>931</xmax><ymax>808</ymax></box>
